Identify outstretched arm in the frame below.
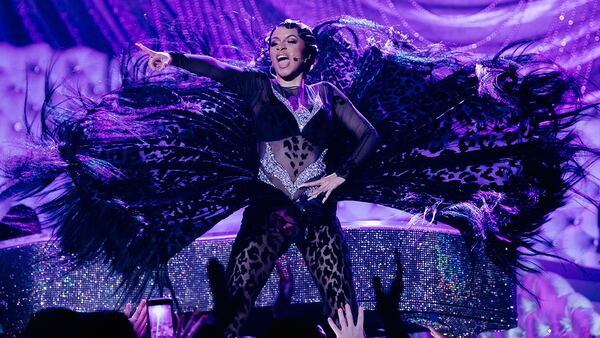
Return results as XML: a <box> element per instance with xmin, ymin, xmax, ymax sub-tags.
<box><xmin>136</xmin><ymin>43</ymin><xmax>241</xmax><ymax>80</ymax></box>
<box><xmin>136</xmin><ymin>43</ymin><xmax>265</xmax><ymax>104</ymax></box>
<box><xmin>167</xmin><ymin>52</ymin><xmax>243</xmax><ymax>84</ymax></box>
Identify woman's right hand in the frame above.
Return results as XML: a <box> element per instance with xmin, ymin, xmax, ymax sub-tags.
<box><xmin>135</xmin><ymin>42</ymin><xmax>172</xmax><ymax>71</ymax></box>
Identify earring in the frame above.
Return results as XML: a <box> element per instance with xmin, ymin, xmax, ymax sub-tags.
<box><xmin>269</xmin><ymin>65</ymin><xmax>277</xmax><ymax>77</ymax></box>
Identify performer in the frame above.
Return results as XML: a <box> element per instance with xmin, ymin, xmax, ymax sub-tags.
<box><xmin>136</xmin><ymin>19</ymin><xmax>380</xmax><ymax>336</ymax></box>
<box><xmin>0</xmin><ymin>16</ymin><xmax>593</xmax><ymax>337</ymax></box>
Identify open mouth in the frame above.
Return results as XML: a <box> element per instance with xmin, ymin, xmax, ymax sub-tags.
<box><xmin>276</xmin><ymin>54</ymin><xmax>290</xmax><ymax>68</ymax></box>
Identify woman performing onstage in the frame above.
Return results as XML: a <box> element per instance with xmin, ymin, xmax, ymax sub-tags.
<box><xmin>137</xmin><ymin>19</ymin><xmax>380</xmax><ymax>336</ymax></box>
<box><xmin>0</xmin><ymin>17</ymin><xmax>596</xmax><ymax>337</ymax></box>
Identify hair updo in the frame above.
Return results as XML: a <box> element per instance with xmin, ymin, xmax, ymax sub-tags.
<box><xmin>268</xmin><ymin>19</ymin><xmax>318</xmax><ymax>74</ymax></box>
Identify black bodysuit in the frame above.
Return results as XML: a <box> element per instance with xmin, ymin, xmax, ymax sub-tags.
<box><xmin>171</xmin><ymin>54</ymin><xmax>379</xmax><ymax>337</ymax></box>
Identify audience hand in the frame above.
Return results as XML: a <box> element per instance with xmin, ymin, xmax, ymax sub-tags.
<box><xmin>207</xmin><ymin>258</ymin><xmax>230</xmax><ymax>317</ymax></box>
<box><xmin>316</xmin><ymin>324</ymin><xmax>327</xmax><ymax>338</ymax></box>
<box><xmin>327</xmin><ymin>304</ymin><xmax>364</xmax><ymax>338</ymax></box>
<box><xmin>175</xmin><ymin>311</ymin><xmax>208</xmax><ymax>338</ymax></box>
<box><xmin>373</xmin><ymin>250</ymin><xmax>403</xmax><ymax>314</ymax></box>
<box><xmin>373</xmin><ymin>249</ymin><xmax>409</xmax><ymax>338</ymax></box>
<box><xmin>205</xmin><ymin>258</ymin><xmax>233</xmax><ymax>336</ymax></box>
<box><xmin>124</xmin><ymin>299</ymin><xmax>147</xmax><ymax>338</ymax></box>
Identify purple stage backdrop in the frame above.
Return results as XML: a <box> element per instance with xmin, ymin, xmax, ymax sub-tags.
<box><xmin>0</xmin><ymin>0</ymin><xmax>599</xmax><ymax>336</ymax></box>
<box><xmin>1</xmin><ymin>0</ymin><xmax>598</xmax><ymax>263</ymax></box>
<box><xmin>1</xmin><ymin>0</ymin><xmax>600</xmax><ymax>89</ymax></box>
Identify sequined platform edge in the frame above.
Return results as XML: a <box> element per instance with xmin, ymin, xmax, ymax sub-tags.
<box><xmin>0</xmin><ymin>225</ymin><xmax>516</xmax><ymax>338</ymax></box>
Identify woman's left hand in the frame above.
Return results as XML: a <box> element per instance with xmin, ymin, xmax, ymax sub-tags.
<box><xmin>299</xmin><ymin>173</ymin><xmax>346</xmax><ymax>203</ymax></box>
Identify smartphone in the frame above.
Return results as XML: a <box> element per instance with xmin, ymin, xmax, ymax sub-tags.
<box><xmin>147</xmin><ymin>297</ymin><xmax>175</xmax><ymax>338</ymax></box>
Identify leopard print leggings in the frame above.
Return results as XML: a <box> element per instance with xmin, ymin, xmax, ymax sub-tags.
<box><xmin>223</xmin><ymin>200</ymin><xmax>355</xmax><ymax>337</ymax></box>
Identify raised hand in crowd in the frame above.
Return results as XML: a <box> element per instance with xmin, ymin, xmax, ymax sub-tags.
<box><xmin>175</xmin><ymin>311</ymin><xmax>208</xmax><ymax>338</ymax></box>
<box><xmin>206</xmin><ymin>258</ymin><xmax>231</xmax><ymax>322</ymax></box>
<box><xmin>372</xmin><ymin>249</ymin><xmax>409</xmax><ymax>338</ymax></box>
<box><xmin>327</xmin><ymin>304</ymin><xmax>365</xmax><ymax>338</ymax></box>
<box><xmin>173</xmin><ymin>258</ymin><xmax>231</xmax><ymax>337</ymax></box>
<box><xmin>124</xmin><ymin>299</ymin><xmax>147</xmax><ymax>338</ymax></box>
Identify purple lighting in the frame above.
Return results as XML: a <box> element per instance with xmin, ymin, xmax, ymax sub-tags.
<box><xmin>0</xmin><ymin>1</ymin><xmax>599</xmax><ymax>337</ymax></box>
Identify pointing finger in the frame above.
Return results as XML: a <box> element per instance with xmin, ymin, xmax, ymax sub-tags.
<box><xmin>135</xmin><ymin>42</ymin><xmax>156</xmax><ymax>55</ymax></box>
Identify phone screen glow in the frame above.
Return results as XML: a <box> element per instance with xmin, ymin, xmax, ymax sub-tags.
<box><xmin>148</xmin><ymin>303</ymin><xmax>174</xmax><ymax>338</ymax></box>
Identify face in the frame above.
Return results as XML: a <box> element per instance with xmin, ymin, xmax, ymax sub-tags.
<box><xmin>269</xmin><ymin>26</ymin><xmax>307</xmax><ymax>80</ymax></box>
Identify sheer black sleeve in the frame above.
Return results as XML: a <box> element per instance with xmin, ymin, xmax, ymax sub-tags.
<box><xmin>169</xmin><ymin>52</ymin><xmax>265</xmax><ymax>103</ymax></box>
<box><xmin>326</xmin><ymin>82</ymin><xmax>380</xmax><ymax>179</ymax></box>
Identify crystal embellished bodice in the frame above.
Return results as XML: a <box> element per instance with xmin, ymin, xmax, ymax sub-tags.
<box><xmin>258</xmin><ymin>140</ymin><xmax>327</xmax><ymax>200</ymax></box>
<box><xmin>258</xmin><ymin>82</ymin><xmax>327</xmax><ymax>200</ymax></box>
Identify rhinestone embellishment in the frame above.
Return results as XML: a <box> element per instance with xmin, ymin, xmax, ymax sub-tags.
<box><xmin>271</xmin><ymin>84</ymin><xmax>323</xmax><ymax>132</ymax></box>
<box><xmin>258</xmin><ymin>142</ymin><xmax>327</xmax><ymax>197</ymax></box>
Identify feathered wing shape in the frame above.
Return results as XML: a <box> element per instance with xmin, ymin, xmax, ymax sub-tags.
<box><xmin>1</xmin><ymin>75</ymin><xmax>260</xmax><ymax>300</ymax></box>
<box><xmin>318</xmin><ymin>20</ymin><xmax>595</xmax><ymax>276</ymax></box>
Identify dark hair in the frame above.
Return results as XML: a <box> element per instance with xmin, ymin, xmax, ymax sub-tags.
<box><xmin>268</xmin><ymin>19</ymin><xmax>318</xmax><ymax>74</ymax></box>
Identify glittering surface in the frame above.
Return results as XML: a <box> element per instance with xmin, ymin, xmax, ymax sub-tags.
<box><xmin>270</xmin><ymin>82</ymin><xmax>323</xmax><ymax>132</ymax></box>
<box><xmin>0</xmin><ymin>225</ymin><xmax>515</xmax><ymax>337</ymax></box>
<box><xmin>259</xmin><ymin>142</ymin><xmax>327</xmax><ymax>197</ymax></box>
